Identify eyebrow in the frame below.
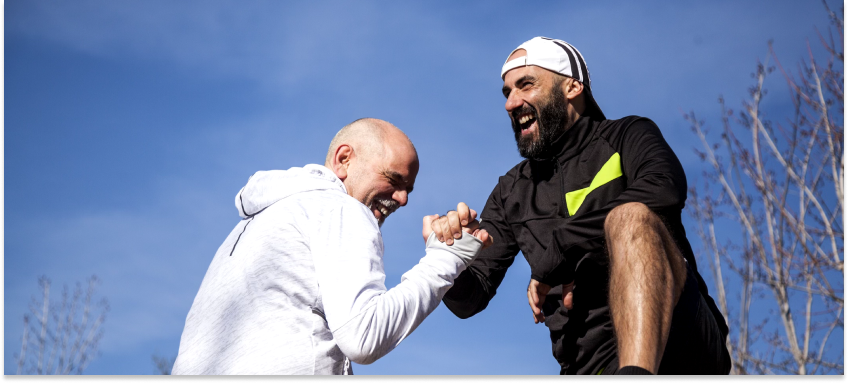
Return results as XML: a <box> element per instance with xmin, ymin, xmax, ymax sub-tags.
<box><xmin>383</xmin><ymin>170</ymin><xmax>414</xmax><ymax>193</ymax></box>
<box><xmin>502</xmin><ymin>74</ymin><xmax>536</xmax><ymax>96</ymax></box>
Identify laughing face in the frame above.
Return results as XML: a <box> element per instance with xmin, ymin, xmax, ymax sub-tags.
<box><xmin>510</xmin><ymin>77</ymin><xmax>570</xmax><ymax>159</ymax></box>
<box><xmin>502</xmin><ymin>51</ymin><xmax>579</xmax><ymax>159</ymax></box>
<box><xmin>345</xmin><ymin>131</ymin><xmax>418</xmax><ymax>227</ymax></box>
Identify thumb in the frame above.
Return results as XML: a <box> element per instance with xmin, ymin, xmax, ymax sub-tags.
<box><xmin>528</xmin><ymin>279</ymin><xmax>548</xmax><ymax>324</ymax></box>
<box><xmin>422</xmin><ymin>214</ymin><xmax>437</xmax><ymax>227</ymax></box>
<box><xmin>473</xmin><ymin>229</ymin><xmax>494</xmax><ymax>249</ymax></box>
<box><xmin>422</xmin><ymin>214</ymin><xmax>439</xmax><ymax>242</ymax></box>
<box><xmin>562</xmin><ymin>282</ymin><xmax>575</xmax><ymax>310</ymax></box>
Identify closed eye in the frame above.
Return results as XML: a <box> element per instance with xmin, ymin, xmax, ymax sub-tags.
<box><xmin>503</xmin><ymin>75</ymin><xmax>536</xmax><ymax>98</ymax></box>
<box><xmin>382</xmin><ymin>170</ymin><xmax>413</xmax><ymax>193</ymax></box>
<box><xmin>514</xmin><ymin>75</ymin><xmax>535</xmax><ymax>91</ymax></box>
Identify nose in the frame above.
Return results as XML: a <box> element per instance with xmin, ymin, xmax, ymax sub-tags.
<box><xmin>505</xmin><ymin>91</ymin><xmax>523</xmax><ymax>113</ymax></box>
<box><xmin>394</xmin><ymin>190</ymin><xmax>409</xmax><ymax>207</ymax></box>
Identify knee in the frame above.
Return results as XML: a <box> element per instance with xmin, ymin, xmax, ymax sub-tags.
<box><xmin>604</xmin><ymin>202</ymin><xmax>659</xmax><ymax>239</ymax></box>
<box><xmin>604</xmin><ymin>202</ymin><xmax>665</xmax><ymax>265</ymax></box>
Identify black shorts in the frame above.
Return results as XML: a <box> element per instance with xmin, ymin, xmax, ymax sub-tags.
<box><xmin>601</xmin><ymin>259</ymin><xmax>731</xmax><ymax>374</ymax></box>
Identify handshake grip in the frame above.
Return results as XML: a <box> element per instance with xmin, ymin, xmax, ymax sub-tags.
<box><xmin>422</xmin><ymin>202</ymin><xmax>494</xmax><ymax>251</ymax></box>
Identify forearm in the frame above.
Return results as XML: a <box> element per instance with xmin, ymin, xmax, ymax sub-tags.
<box><xmin>330</xmin><ymin>232</ymin><xmax>481</xmax><ymax>364</ymax></box>
<box><xmin>442</xmin><ymin>208</ymin><xmax>519</xmax><ymax>319</ymax></box>
<box><xmin>442</xmin><ymin>267</ymin><xmax>497</xmax><ymax>319</ymax></box>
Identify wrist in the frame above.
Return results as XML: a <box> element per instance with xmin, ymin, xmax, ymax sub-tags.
<box><xmin>425</xmin><ymin>232</ymin><xmax>482</xmax><ymax>266</ymax></box>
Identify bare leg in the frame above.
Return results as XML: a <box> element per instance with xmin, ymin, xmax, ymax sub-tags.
<box><xmin>605</xmin><ymin>202</ymin><xmax>687</xmax><ymax>374</ymax></box>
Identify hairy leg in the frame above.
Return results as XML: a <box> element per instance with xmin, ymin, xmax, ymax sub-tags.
<box><xmin>605</xmin><ymin>202</ymin><xmax>687</xmax><ymax>374</ymax></box>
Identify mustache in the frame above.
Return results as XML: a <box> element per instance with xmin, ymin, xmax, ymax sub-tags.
<box><xmin>374</xmin><ymin>198</ymin><xmax>399</xmax><ymax>214</ymax></box>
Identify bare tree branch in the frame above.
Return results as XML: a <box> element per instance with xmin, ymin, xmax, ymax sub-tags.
<box><xmin>685</xmin><ymin>5</ymin><xmax>843</xmax><ymax>374</ymax></box>
<box><xmin>16</xmin><ymin>276</ymin><xmax>109</xmax><ymax>375</ymax></box>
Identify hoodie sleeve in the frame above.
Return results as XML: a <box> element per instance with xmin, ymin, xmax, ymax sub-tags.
<box><xmin>531</xmin><ymin>118</ymin><xmax>688</xmax><ymax>285</ymax></box>
<box><xmin>311</xmin><ymin>200</ymin><xmax>483</xmax><ymax>365</ymax></box>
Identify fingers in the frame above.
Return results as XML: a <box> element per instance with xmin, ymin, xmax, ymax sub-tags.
<box><xmin>440</xmin><ymin>212</ymin><xmax>465</xmax><ymax>246</ymax></box>
<box><xmin>446</xmin><ymin>211</ymin><xmax>462</xmax><ymax>241</ymax></box>
<box><xmin>472</xmin><ymin>228</ymin><xmax>493</xmax><ymax>249</ymax></box>
<box><xmin>562</xmin><ymin>282</ymin><xmax>575</xmax><ymax>310</ymax></box>
<box><xmin>431</xmin><ymin>203</ymin><xmax>482</xmax><ymax>246</ymax></box>
<box><xmin>430</xmin><ymin>214</ymin><xmax>448</xmax><ymax>244</ymax></box>
<box><xmin>456</xmin><ymin>203</ymin><xmax>471</xmax><ymax>226</ymax></box>
<box><xmin>463</xmin><ymin>219</ymin><xmax>480</xmax><ymax>234</ymax></box>
<box><xmin>436</xmin><ymin>213</ymin><xmax>456</xmax><ymax>245</ymax></box>
<box><xmin>431</xmin><ymin>213</ymin><xmax>459</xmax><ymax>245</ymax></box>
<box><xmin>422</xmin><ymin>214</ymin><xmax>438</xmax><ymax>243</ymax></box>
<box><xmin>456</xmin><ymin>202</ymin><xmax>478</xmax><ymax>226</ymax></box>
<box><xmin>529</xmin><ymin>289</ymin><xmax>544</xmax><ymax>324</ymax></box>
<box><xmin>527</xmin><ymin>279</ymin><xmax>551</xmax><ymax>324</ymax></box>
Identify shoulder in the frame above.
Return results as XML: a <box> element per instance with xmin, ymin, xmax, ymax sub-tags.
<box><xmin>598</xmin><ymin>115</ymin><xmax>657</xmax><ymax>132</ymax></box>
<box><xmin>266</xmin><ymin>188</ymin><xmax>375</xmax><ymax>225</ymax></box>
<box><xmin>489</xmin><ymin>160</ymin><xmax>528</xmax><ymax>198</ymax></box>
<box><xmin>507</xmin><ymin>159</ymin><xmax>533</xmax><ymax>181</ymax></box>
<box><xmin>597</xmin><ymin>115</ymin><xmax>664</xmax><ymax>147</ymax></box>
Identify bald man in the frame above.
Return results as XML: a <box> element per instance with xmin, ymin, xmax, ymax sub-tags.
<box><xmin>172</xmin><ymin>118</ymin><xmax>492</xmax><ymax>375</ymax></box>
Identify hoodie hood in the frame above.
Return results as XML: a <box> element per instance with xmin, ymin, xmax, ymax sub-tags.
<box><xmin>235</xmin><ymin>164</ymin><xmax>347</xmax><ymax>218</ymax></box>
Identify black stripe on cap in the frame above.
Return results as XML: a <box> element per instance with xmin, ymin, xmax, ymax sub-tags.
<box><xmin>550</xmin><ymin>40</ymin><xmax>581</xmax><ymax>83</ymax></box>
<box><xmin>562</xmin><ymin>41</ymin><xmax>590</xmax><ymax>85</ymax></box>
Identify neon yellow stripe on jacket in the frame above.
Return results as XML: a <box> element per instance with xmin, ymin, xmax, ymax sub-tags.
<box><xmin>564</xmin><ymin>153</ymin><xmax>622</xmax><ymax>216</ymax></box>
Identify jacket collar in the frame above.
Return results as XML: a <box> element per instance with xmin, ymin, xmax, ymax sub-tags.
<box><xmin>528</xmin><ymin>114</ymin><xmax>598</xmax><ymax>166</ymax></box>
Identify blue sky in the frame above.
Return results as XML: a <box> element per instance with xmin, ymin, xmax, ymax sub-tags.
<box><xmin>4</xmin><ymin>0</ymin><xmax>841</xmax><ymax>375</ymax></box>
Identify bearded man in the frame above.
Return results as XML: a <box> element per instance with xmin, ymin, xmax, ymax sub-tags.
<box><xmin>434</xmin><ymin>37</ymin><xmax>731</xmax><ymax>374</ymax></box>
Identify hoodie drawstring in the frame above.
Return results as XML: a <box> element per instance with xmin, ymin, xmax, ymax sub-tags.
<box><xmin>229</xmin><ymin>217</ymin><xmax>255</xmax><ymax>257</ymax></box>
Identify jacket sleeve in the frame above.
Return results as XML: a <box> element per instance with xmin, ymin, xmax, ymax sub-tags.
<box><xmin>443</xmin><ymin>175</ymin><xmax>521</xmax><ymax>319</ymax></box>
<box><xmin>530</xmin><ymin>118</ymin><xmax>688</xmax><ymax>285</ymax></box>
<box><xmin>312</xmin><ymin>200</ymin><xmax>483</xmax><ymax>365</ymax></box>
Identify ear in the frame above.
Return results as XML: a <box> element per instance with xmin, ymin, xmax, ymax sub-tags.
<box><xmin>330</xmin><ymin>144</ymin><xmax>355</xmax><ymax>181</ymax></box>
<box><xmin>562</xmin><ymin>78</ymin><xmax>584</xmax><ymax>101</ymax></box>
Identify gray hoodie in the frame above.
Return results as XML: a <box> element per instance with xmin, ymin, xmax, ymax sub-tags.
<box><xmin>171</xmin><ymin>164</ymin><xmax>482</xmax><ymax>375</ymax></box>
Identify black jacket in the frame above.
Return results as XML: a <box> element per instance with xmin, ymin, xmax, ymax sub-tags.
<box><xmin>443</xmin><ymin>115</ymin><xmax>727</xmax><ymax>374</ymax></box>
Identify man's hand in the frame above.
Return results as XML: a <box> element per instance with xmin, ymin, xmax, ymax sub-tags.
<box><xmin>430</xmin><ymin>202</ymin><xmax>476</xmax><ymax>245</ymax></box>
<box><xmin>422</xmin><ymin>214</ymin><xmax>440</xmax><ymax>242</ymax></box>
<box><xmin>562</xmin><ymin>281</ymin><xmax>574</xmax><ymax>310</ymax></box>
<box><xmin>527</xmin><ymin>279</ymin><xmax>551</xmax><ymax>324</ymax></box>
<box><xmin>423</xmin><ymin>202</ymin><xmax>493</xmax><ymax>249</ymax></box>
<box><xmin>528</xmin><ymin>280</ymin><xmax>575</xmax><ymax>324</ymax></box>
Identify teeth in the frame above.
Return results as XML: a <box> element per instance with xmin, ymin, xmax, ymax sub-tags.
<box><xmin>371</xmin><ymin>198</ymin><xmax>399</xmax><ymax>222</ymax></box>
<box><xmin>372</xmin><ymin>202</ymin><xmax>392</xmax><ymax>218</ymax></box>
<box><xmin>519</xmin><ymin>115</ymin><xmax>534</xmax><ymax>125</ymax></box>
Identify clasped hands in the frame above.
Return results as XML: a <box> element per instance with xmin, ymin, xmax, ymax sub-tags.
<box><xmin>423</xmin><ymin>202</ymin><xmax>493</xmax><ymax>249</ymax></box>
<box><xmin>423</xmin><ymin>202</ymin><xmax>570</xmax><ymax>324</ymax></box>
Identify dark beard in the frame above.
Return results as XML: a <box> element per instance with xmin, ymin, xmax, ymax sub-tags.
<box><xmin>512</xmin><ymin>80</ymin><xmax>571</xmax><ymax>160</ymax></box>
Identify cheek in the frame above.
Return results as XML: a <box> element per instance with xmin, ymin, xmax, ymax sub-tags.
<box><xmin>346</xmin><ymin>174</ymin><xmax>371</xmax><ymax>204</ymax></box>
<box><xmin>374</xmin><ymin>184</ymin><xmax>395</xmax><ymax>199</ymax></box>
<box><xmin>356</xmin><ymin>179</ymin><xmax>392</xmax><ymax>203</ymax></box>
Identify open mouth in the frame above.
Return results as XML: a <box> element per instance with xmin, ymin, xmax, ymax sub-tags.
<box><xmin>518</xmin><ymin>113</ymin><xmax>537</xmax><ymax>133</ymax></box>
<box><xmin>371</xmin><ymin>198</ymin><xmax>398</xmax><ymax>221</ymax></box>
<box><xmin>513</xmin><ymin>107</ymin><xmax>538</xmax><ymax>136</ymax></box>
<box><xmin>375</xmin><ymin>205</ymin><xmax>392</xmax><ymax>219</ymax></box>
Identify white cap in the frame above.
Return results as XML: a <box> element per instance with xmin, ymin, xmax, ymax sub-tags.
<box><xmin>501</xmin><ymin>37</ymin><xmax>592</xmax><ymax>85</ymax></box>
<box><xmin>501</xmin><ymin>37</ymin><xmax>605</xmax><ymax>120</ymax></box>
